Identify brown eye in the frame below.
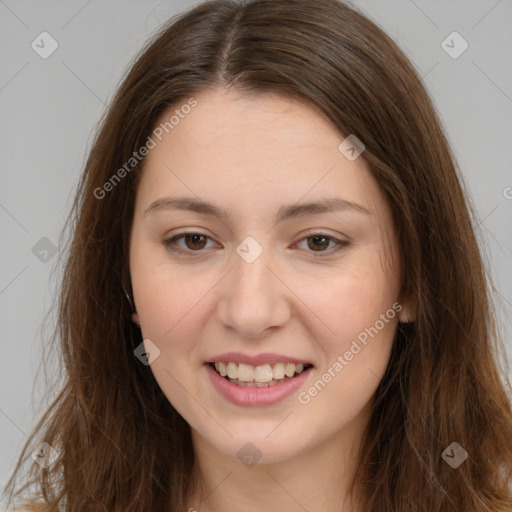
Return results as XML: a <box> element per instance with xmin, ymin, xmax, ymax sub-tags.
<box><xmin>163</xmin><ymin>232</ymin><xmax>216</xmax><ymax>256</ymax></box>
<box><xmin>307</xmin><ymin>235</ymin><xmax>331</xmax><ymax>251</ymax></box>
<box><xmin>182</xmin><ymin>234</ymin><xmax>208</xmax><ymax>250</ymax></box>
<box><xmin>295</xmin><ymin>233</ymin><xmax>349</xmax><ymax>257</ymax></box>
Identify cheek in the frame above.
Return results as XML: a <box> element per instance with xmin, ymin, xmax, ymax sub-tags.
<box><xmin>130</xmin><ymin>257</ymin><xmax>209</xmax><ymax>413</ymax></box>
<box><xmin>298</xmin><ymin>271</ymin><xmax>397</xmax><ymax>419</ymax></box>
<box><xmin>130</xmin><ymin>255</ymin><xmax>219</xmax><ymax>392</ymax></box>
<box><xmin>133</xmin><ymin>270</ymin><xmax>204</xmax><ymax>346</ymax></box>
<box><xmin>130</xmin><ymin>234</ymin><xmax>202</xmax><ymax>336</ymax></box>
<box><xmin>305</xmin><ymin>260</ymin><xmax>398</xmax><ymax>350</ymax></box>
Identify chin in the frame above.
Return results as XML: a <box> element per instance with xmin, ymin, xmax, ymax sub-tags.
<box><xmin>198</xmin><ymin>426</ymin><xmax>311</xmax><ymax>466</ymax></box>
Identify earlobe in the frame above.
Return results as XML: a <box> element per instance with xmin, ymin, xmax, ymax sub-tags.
<box><xmin>397</xmin><ymin>294</ymin><xmax>416</xmax><ymax>323</ymax></box>
<box><xmin>132</xmin><ymin>312</ymin><xmax>140</xmax><ymax>326</ymax></box>
<box><xmin>398</xmin><ymin>306</ymin><xmax>415</xmax><ymax>323</ymax></box>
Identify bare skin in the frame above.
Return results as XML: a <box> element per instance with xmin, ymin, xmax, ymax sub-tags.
<box><xmin>129</xmin><ymin>87</ymin><xmax>414</xmax><ymax>512</ymax></box>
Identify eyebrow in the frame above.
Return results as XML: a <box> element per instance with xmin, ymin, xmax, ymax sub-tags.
<box><xmin>144</xmin><ymin>196</ymin><xmax>373</xmax><ymax>221</ymax></box>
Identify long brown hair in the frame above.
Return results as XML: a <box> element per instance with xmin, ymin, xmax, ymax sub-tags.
<box><xmin>3</xmin><ymin>0</ymin><xmax>512</xmax><ymax>510</ymax></box>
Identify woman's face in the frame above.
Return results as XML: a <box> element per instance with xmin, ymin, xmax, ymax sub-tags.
<box><xmin>129</xmin><ymin>88</ymin><xmax>412</xmax><ymax>464</ymax></box>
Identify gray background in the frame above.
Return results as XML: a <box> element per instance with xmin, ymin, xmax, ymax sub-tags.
<box><xmin>1</xmin><ymin>0</ymin><xmax>511</xmax><ymax>502</ymax></box>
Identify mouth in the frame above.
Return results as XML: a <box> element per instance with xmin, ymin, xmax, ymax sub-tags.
<box><xmin>207</xmin><ymin>361</ymin><xmax>314</xmax><ymax>388</ymax></box>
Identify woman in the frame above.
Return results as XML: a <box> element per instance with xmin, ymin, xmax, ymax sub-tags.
<box><xmin>3</xmin><ymin>0</ymin><xmax>512</xmax><ymax>510</ymax></box>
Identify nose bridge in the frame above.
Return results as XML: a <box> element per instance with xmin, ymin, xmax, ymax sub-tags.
<box><xmin>217</xmin><ymin>236</ymin><xmax>289</xmax><ymax>337</ymax></box>
<box><xmin>232</xmin><ymin>234</ymin><xmax>273</xmax><ymax>290</ymax></box>
<box><xmin>235</xmin><ymin>245</ymin><xmax>272</xmax><ymax>298</ymax></box>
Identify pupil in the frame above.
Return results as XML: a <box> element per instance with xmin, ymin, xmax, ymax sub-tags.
<box><xmin>187</xmin><ymin>234</ymin><xmax>206</xmax><ymax>250</ymax></box>
<box><xmin>309</xmin><ymin>236</ymin><xmax>328</xmax><ymax>251</ymax></box>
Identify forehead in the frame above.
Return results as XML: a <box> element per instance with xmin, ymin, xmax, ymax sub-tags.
<box><xmin>136</xmin><ymin>87</ymin><xmax>388</xmax><ymax>225</ymax></box>
<box><xmin>155</xmin><ymin>88</ymin><xmax>342</xmax><ymax>157</ymax></box>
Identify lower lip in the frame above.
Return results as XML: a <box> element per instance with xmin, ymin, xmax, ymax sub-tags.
<box><xmin>205</xmin><ymin>363</ymin><xmax>313</xmax><ymax>406</ymax></box>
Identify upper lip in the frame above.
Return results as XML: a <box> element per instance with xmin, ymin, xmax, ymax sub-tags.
<box><xmin>206</xmin><ymin>352</ymin><xmax>313</xmax><ymax>367</ymax></box>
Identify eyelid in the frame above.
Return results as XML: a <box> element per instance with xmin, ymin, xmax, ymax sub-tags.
<box><xmin>291</xmin><ymin>232</ymin><xmax>348</xmax><ymax>258</ymax></box>
<box><xmin>162</xmin><ymin>231</ymin><xmax>218</xmax><ymax>257</ymax></box>
<box><xmin>162</xmin><ymin>231</ymin><xmax>349</xmax><ymax>258</ymax></box>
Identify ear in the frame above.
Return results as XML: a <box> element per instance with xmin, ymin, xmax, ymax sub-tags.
<box><xmin>132</xmin><ymin>312</ymin><xmax>140</xmax><ymax>326</ymax></box>
<box><xmin>397</xmin><ymin>292</ymin><xmax>416</xmax><ymax>323</ymax></box>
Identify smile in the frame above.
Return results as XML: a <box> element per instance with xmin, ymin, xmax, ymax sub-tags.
<box><xmin>210</xmin><ymin>361</ymin><xmax>312</xmax><ymax>387</ymax></box>
<box><xmin>205</xmin><ymin>360</ymin><xmax>314</xmax><ymax>406</ymax></box>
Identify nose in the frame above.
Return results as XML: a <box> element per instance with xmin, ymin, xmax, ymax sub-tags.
<box><xmin>216</xmin><ymin>244</ymin><xmax>291</xmax><ymax>339</ymax></box>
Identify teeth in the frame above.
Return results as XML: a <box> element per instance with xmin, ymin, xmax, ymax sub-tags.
<box><xmin>273</xmin><ymin>362</ymin><xmax>285</xmax><ymax>380</ymax></box>
<box><xmin>238</xmin><ymin>363</ymin><xmax>254</xmax><ymax>382</ymax></box>
<box><xmin>254</xmin><ymin>364</ymin><xmax>273</xmax><ymax>382</ymax></box>
<box><xmin>217</xmin><ymin>362</ymin><xmax>227</xmax><ymax>376</ymax></box>
<box><xmin>213</xmin><ymin>361</ymin><xmax>309</xmax><ymax>383</ymax></box>
<box><xmin>285</xmin><ymin>363</ymin><xmax>295</xmax><ymax>378</ymax></box>
<box><xmin>226</xmin><ymin>362</ymin><xmax>238</xmax><ymax>379</ymax></box>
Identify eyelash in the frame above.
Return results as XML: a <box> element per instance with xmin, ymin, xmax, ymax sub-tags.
<box><xmin>162</xmin><ymin>232</ymin><xmax>349</xmax><ymax>258</ymax></box>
